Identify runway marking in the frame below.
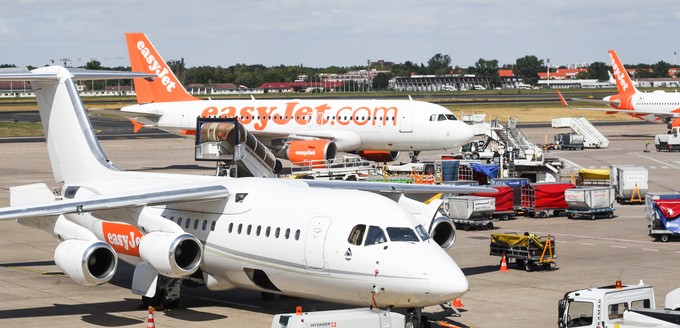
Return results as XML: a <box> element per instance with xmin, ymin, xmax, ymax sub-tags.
<box><xmin>580</xmin><ymin>243</ymin><xmax>595</xmax><ymax>246</ymax></box>
<box><xmin>636</xmin><ymin>154</ymin><xmax>680</xmax><ymax>169</ymax></box>
<box><xmin>642</xmin><ymin>248</ymin><xmax>659</xmax><ymax>252</ymax></box>
<box><xmin>610</xmin><ymin>245</ymin><xmax>626</xmax><ymax>249</ymax></box>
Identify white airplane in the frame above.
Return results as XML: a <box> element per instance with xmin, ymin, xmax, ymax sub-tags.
<box><xmin>0</xmin><ymin>66</ymin><xmax>492</xmax><ymax>326</ymax></box>
<box><xmin>119</xmin><ymin>32</ymin><xmax>475</xmax><ymax>163</ymax></box>
<box><xmin>557</xmin><ymin>49</ymin><xmax>680</xmax><ymax>128</ymax></box>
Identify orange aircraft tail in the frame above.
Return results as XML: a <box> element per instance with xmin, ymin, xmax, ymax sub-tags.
<box><xmin>608</xmin><ymin>50</ymin><xmax>638</xmax><ymax>97</ymax></box>
<box><xmin>125</xmin><ymin>32</ymin><xmax>199</xmax><ymax>103</ymax></box>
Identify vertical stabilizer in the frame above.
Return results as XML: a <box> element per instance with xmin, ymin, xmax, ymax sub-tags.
<box><xmin>126</xmin><ymin>32</ymin><xmax>199</xmax><ymax>103</ymax></box>
<box><xmin>608</xmin><ymin>50</ymin><xmax>638</xmax><ymax>96</ymax></box>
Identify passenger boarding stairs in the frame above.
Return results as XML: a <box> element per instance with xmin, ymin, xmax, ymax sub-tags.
<box><xmin>551</xmin><ymin>117</ymin><xmax>609</xmax><ymax>148</ymax></box>
<box><xmin>195</xmin><ymin>118</ymin><xmax>281</xmax><ymax>178</ymax></box>
<box><xmin>489</xmin><ymin>117</ymin><xmax>539</xmax><ymax>160</ymax></box>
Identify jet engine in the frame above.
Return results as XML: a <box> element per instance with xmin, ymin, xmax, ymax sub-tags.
<box><xmin>284</xmin><ymin>140</ymin><xmax>337</xmax><ymax>165</ymax></box>
<box><xmin>54</xmin><ymin>239</ymin><xmax>118</xmax><ymax>286</ymax></box>
<box><xmin>357</xmin><ymin>150</ymin><xmax>400</xmax><ymax>162</ymax></box>
<box><xmin>138</xmin><ymin>232</ymin><xmax>203</xmax><ymax>278</ymax></box>
<box><xmin>428</xmin><ymin>216</ymin><xmax>456</xmax><ymax>249</ymax></box>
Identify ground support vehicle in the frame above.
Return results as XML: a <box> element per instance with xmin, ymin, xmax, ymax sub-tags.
<box><xmin>610</xmin><ymin>165</ymin><xmax>648</xmax><ymax>204</ymax></box>
<box><xmin>558</xmin><ymin>281</ymin><xmax>680</xmax><ymax>328</ymax></box>
<box><xmin>554</xmin><ymin>132</ymin><xmax>585</xmax><ymax>150</ymax></box>
<box><xmin>442</xmin><ymin>195</ymin><xmax>496</xmax><ymax>230</ymax></box>
<box><xmin>646</xmin><ymin>192</ymin><xmax>680</xmax><ymax>242</ymax></box>
<box><xmin>489</xmin><ymin>233</ymin><xmax>556</xmax><ymax>272</ymax></box>
<box><xmin>655</xmin><ymin>126</ymin><xmax>680</xmax><ymax>152</ymax></box>
<box><xmin>490</xmin><ymin>178</ymin><xmax>530</xmax><ymax>213</ymax></box>
<box><xmin>521</xmin><ymin>182</ymin><xmax>575</xmax><ymax>218</ymax></box>
<box><xmin>564</xmin><ymin>187</ymin><xmax>616</xmax><ymax>220</ymax></box>
<box><xmin>272</xmin><ymin>308</ymin><xmax>405</xmax><ymax>328</ymax></box>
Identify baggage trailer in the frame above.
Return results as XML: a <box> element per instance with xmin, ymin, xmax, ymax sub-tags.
<box><xmin>490</xmin><ymin>178</ymin><xmax>529</xmax><ymax>213</ymax></box>
<box><xmin>610</xmin><ymin>165</ymin><xmax>648</xmax><ymax>204</ymax></box>
<box><xmin>489</xmin><ymin>233</ymin><xmax>556</xmax><ymax>272</ymax></box>
<box><xmin>521</xmin><ymin>182</ymin><xmax>575</xmax><ymax>218</ymax></box>
<box><xmin>645</xmin><ymin>192</ymin><xmax>680</xmax><ymax>242</ymax></box>
<box><xmin>443</xmin><ymin>195</ymin><xmax>496</xmax><ymax>230</ymax></box>
<box><xmin>472</xmin><ymin>185</ymin><xmax>516</xmax><ymax>221</ymax></box>
<box><xmin>564</xmin><ymin>187</ymin><xmax>616</xmax><ymax>220</ymax></box>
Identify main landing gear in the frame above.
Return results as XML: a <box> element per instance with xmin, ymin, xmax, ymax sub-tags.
<box><xmin>142</xmin><ymin>276</ymin><xmax>182</xmax><ymax>310</ymax></box>
<box><xmin>406</xmin><ymin>308</ymin><xmax>430</xmax><ymax>328</ymax></box>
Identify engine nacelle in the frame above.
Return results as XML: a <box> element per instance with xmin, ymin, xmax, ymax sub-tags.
<box><xmin>138</xmin><ymin>232</ymin><xmax>203</xmax><ymax>278</ymax></box>
<box><xmin>285</xmin><ymin>140</ymin><xmax>337</xmax><ymax>165</ymax></box>
<box><xmin>357</xmin><ymin>150</ymin><xmax>400</xmax><ymax>162</ymax></box>
<box><xmin>428</xmin><ymin>216</ymin><xmax>456</xmax><ymax>249</ymax></box>
<box><xmin>54</xmin><ymin>239</ymin><xmax>118</xmax><ymax>286</ymax></box>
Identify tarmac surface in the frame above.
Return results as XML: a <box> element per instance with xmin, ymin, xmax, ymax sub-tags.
<box><xmin>0</xmin><ymin>119</ymin><xmax>678</xmax><ymax>327</ymax></box>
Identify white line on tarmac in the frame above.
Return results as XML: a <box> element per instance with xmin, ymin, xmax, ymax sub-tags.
<box><xmin>636</xmin><ymin>154</ymin><xmax>680</xmax><ymax>169</ymax></box>
<box><xmin>580</xmin><ymin>243</ymin><xmax>596</xmax><ymax>246</ymax></box>
<box><xmin>610</xmin><ymin>245</ymin><xmax>626</xmax><ymax>248</ymax></box>
<box><xmin>642</xmin><ymin>248</ymin><xmax>659</xmax><ymax>252</ymax></box>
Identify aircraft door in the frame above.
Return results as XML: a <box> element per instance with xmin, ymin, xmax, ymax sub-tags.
<box><xmin>399</xmin><ymin>106</ymin><xmax>413</xmax><ymax>133</ymax></box>
<box><xmin>304</xmin><ymin>217</ymin><xmax>331</xmax><ymax>271</ymax></box>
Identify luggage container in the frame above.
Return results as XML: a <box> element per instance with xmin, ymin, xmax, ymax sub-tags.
<box><xmin>564</xmin><ymin>187</ymin><xmax>615</xmax><ymax>220</ymax></box>
<box><xmin>521</xmin><ymin>182</ymin><xmax>575</xmax><ymax>218</ymax></box>
<box><xmin>443</xmin><ymin>195</ymin><xmax>496</xmax><ymax>230</ymax></box>
<box><xmin>490</xmin><ymin>178</ymin><xmax>529</xmax><ymax>212</ymax></box>
<box><xmin>489</xmin><ymin>232</ymin><xmax>556</xmax><ymax>272</ymax></box>
<box><xmin>272</xmin><ymin>308</ymin><xmax>405</xmax><ymax>328</ymax></box>
<box><xmin>472</xmin><ymin>185</ymin><xmax>515</xmax><ymax>220</ymax></box>
<box><xmin>645</xmin><ymin>192</ymin><xmax>680</xmax><ymax>242</ymax></box>
<box><xmin>610</xmin><ymin>165</ymin><xmax>648</xmax><ymax>204</ymax></box>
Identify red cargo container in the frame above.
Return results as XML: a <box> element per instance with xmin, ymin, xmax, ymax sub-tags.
<box><xmin>473</xmin><ymin>185</ymin><xmax>514</xmax><ymax>220</ymax></box>
<box><xmin>521</xmin><ymin>182</ymin><xmax>575</xmax><ymax>218</ymax></box>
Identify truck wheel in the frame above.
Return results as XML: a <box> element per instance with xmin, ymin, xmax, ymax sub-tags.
<box><xmin>590</xmin><ymin>214</ymin><xmax>596</xmax><ymax>220</ymax></box>
<box><xmin>661</xmin><ymin>235</ymin><xmax>670</xmax><ymax>243</ymax></box>
<box><xmin>540</xmin><ymin>212</ymin><xmax>548</xmax><ymax>218</ymax></box>
<box><xmin>607</xmin><ymin>211</ymin><xmax>614</xmax><ymax>218</ymax></box>
<box><xmin>487</xmin><ymin>222</ymin><xmax>494</xmax><ymax>230</ymax></box>
<box><xmin>524</xmin><ymin>261</ymin><xmax>534</xmax><ymax>272</ymax></box>
<box><xmin>471</xmin><ymin>152</ymin><xmax>480</xmax><ymax>159</ymax></box>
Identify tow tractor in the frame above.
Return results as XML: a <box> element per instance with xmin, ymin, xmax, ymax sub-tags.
<box><xmin>558</xmin><ymin>280</ymin><xmax>680</xmax><ymax>327</ymax></box>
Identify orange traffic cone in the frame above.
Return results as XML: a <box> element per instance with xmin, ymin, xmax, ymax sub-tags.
<box><xmin>499</xmin><ymin>252</ymin><xmax>509</xmax><ymax>272</ymax></box>
<box><xmin>452</xmin><ymin>298</ymin><xmax>464</xmax><ymax>308</ymax></box>
<box><xmin>147</xmin><ymin>306</ymin><xmax>156</xmax><ymax>328</ymax></box>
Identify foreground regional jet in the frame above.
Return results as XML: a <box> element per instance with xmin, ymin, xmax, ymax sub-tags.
<box><xmin>119</xmin><ymin>32</ymin><xmax>474</xmax><ymax>163</ymax></box>
<box><xmin>557</xmin><ymin>50</ymin><xmax>680</xmax><ymax>127</ymax></box>
<box><xmin>0</xmin><ymin>66</ymin><xmax>492</xmax><ymax>326</ymax></box>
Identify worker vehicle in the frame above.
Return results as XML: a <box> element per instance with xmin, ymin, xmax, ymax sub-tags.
<box><xmin>272</xmin><ymin>308</ymin><xmax>405</xmax><ymax>328</ymax></box>
<box><xmin>555</xmin><ymin>133</ymin><xmax>585</xmax><ymax>150</ymax></box>
<box><xmin>489</xmin><ymin>232</ymin><xmax>556</xmax><ymax>272</ymax></box>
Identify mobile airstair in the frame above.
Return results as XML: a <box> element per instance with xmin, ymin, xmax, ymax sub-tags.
<box><xmin>551</xmin><ymin>117</ymin><xmax>609</xmax><ymax>148</ymax></box>
<box><xmin>195</xmin><ymin>117</ymin><xmax>281</xmax><ymax>178</ymax></box>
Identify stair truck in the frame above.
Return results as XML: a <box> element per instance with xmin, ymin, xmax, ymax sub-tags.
<box><xmin>646</xmin><ymin>192</ymin><xmax>680</xmax><ymax>242</ymax></box>
<box><xmin>489</xmin><ymin>232</ymin><xmax>556</xmax><ymax>272</ymax></box>
<box><xmin>564</xmin><ymin>186</ymin><xmax>616</xmax><ymax>220</ymax></box>
<box><xmin>472</xmin><ymin>185</ymin><xmax>516</xmax><ymax>220</ymax></box>
<box><xmin>558</xmin><ymin>281</ymin><xmax>680</xmax><ymax>328</ymax></box>
<box><xmin>442</xmin><ymin>195</ymin><xmax>496</xmax><ymax>230</ymax></box>
<box><xmin>521</xmin><ymin>182</ymin><xmax>575</xmax><ymax>218</ymax></box>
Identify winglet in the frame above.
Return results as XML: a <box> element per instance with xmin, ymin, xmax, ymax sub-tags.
<box><xmin>125</xmin><ymin>32</ymin><xmax>199</xmax><ymax>104</ymax></box>
<box><xmin>130</xmin><ymin>119</ymin><xmax>144</xmax><ymax>133</ymax></box>
<box><xmin>556</xmin><ymin>90</ymin><xmax>569</xmax><ymax>107</ymax></box>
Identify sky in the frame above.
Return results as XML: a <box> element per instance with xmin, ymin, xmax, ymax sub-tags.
<box><xmin>1</xmin><ymin>0</ymin><xmax>680</xmax><ymax>70</ymax></box>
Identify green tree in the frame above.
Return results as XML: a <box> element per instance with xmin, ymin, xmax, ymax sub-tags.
<box><xmin>587</xmin><ymin>62</ymin><xmax>610</xmax><ymax>81</ymax></box>
<box><xmin>513</xmin><ymin>55</ymin><xmax>543</xmax><ymax>85</ymax></box>
<box><xmin>85</xmin><ymin>60</ymin><xmax>102</xmax><ymax>70</ymax></box>
<box><xmin>372</xmin><ymin>72</ymin><xmax>392</xmax><ymax>90</ymax></box>
<box><xmin>471</xmin><ymin>58</ymin><xmax>499</xmax><ymax>77</ymax></box>
<box><xmin>427</xmin><ymin>53</ymin><xmax>452</xmax><ymax>76</ymax></box>
<box><xmin>652</xmin><ymin>61</ymin><xmax>671</xmax><ymax>78</ymax></box>
<box><xmin>167</xmin><ymin>58</ymin><xmax>187</xmax><ymax>84</ymax></box>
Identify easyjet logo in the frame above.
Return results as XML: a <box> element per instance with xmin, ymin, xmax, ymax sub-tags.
<box><xmin>295</xmin><ymin>150</ymin><xmax>316</xmax><ymax>156</ymax></box>
<box><xmin>200</xmin><ymin>102</ymin><xmax>399</xmax><ymax>131</ymax></box>
<box><xmin>609</xmin><ymin>52</ymin><xmax>629</xmax><ymax>92</ymax></box>
<box><xmin>136</xmin><ymin>40</ymin><xmax>177</xmax><ymax>93</ymax></box>
<box><xmin>102</xmin><ymin>222</ymin><xmax>143</xmax><ymax>257</ymax></box>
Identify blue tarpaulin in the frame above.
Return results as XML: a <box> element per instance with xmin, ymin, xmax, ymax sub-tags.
<box><xmin>470</xmin><ymin>163</ymin><xmax>499</xmax><ymax>179</ymax></box>
<box><xmin>440</xmin><ymin>160</ymin><xmax>459</xmax><ymax>181</ymax></box>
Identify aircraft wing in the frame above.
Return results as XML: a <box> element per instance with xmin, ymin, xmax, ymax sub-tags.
<box><xmin>0</xmin><ymin>184</ymin><xmax>229</xmax><ymax>221</ymax></box>
<box><xmin>302</xmin><ymin>180</ymin><xmax>495</xmax><ymax>195</ymax></box>
<box><xmin>556</xmin><ymin>90</ymin><xmax>620</xmax><ymax>110</ymax></box>
<box><xmin>89</xmin><ymin>108</ymin><xmax>161</xmax><ymax>120</ymax></box>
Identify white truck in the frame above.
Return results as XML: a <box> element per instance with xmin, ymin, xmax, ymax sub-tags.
<box><xmin>558</xmin><ymin>281</ymin><xmax>680</xmax><ymax>328</ymax></box>
<box><xmin>272</xmin><ymin>308</ymin><xmax>405</xmax><ymax>328</ymax></box>
<box><xmin>655</xmin><ymin>127</ymin><xmax>680</xmax><ymax>152</ymax></box>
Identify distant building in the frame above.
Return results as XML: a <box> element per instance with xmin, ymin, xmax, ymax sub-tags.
<box><xmin>538</xmin><ymin>68</ymin><xmax>588</xmax><ymax>80</ymax></box>
<box><xmin>258</xmin><ymin>81</ymin><xmax>344</xmax><ymax>93</ymax></box>
<box><xmin>389</xmin><ymin>75</ymin><xmax>524</xmax><ymax>91</ymax></box>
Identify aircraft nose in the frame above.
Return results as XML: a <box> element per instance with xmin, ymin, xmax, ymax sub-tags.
<box><xmin>452</xmin><ymin>121</ymin><xmax>475</xmax><ymax>146</ymax></box>
<box><xmin>428</xmin><ymin>257</ymin><xmax>469</xmax><ymax>301</ymax></box>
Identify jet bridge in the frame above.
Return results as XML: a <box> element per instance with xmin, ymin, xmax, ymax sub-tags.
<box><xmin>195</xmin><ymin>117</ymin><xmax>282</xmax><ymax>178</ymax></box>
<box><xmin>551</xmin><ymin>117</ymin><xmax>609</xmax><ymax>148</ymax></box>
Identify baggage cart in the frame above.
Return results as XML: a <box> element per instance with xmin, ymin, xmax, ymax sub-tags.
<box><xmin>472</xmin><ymin>185</ymin><xmax>516</xmax><ymax>221</ymax></box>
<box><xmin>645</xmin><ymin>192</ymin><xmax>680</xmax><ymax>242</ymax></box>
<box><xmin>564</xmin><ymin>187</ymin><xmax>615</xmax><ymax>220</ymax></box>
<box><xmin>521</xmin><ymin>182</ymin><xmax>574</xmax><ymax>218</ymax></box>
<box><xmin>489</xmin><ymin>233</ymin><xmax>556</xmax><ymax>271</ymax></box>
<box><xmin>610</xmin><ymin>165</ymin><xmax>648</xmax><ymax>204</ymax></box>
<box><xmin>443</xmin><ymin>195</ymin><xmax>496</xmax><ymax>230</ymax></box>
<box><xmin>490</xmin><ymin>178</ymin><xmax>529</xmax><ymax>212</ymax></box>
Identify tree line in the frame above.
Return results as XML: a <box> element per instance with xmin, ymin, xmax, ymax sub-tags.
<box><xmin>2</xmin><ymin>54</ymin><xmax>678</xmax><ymax>91</ymax></box>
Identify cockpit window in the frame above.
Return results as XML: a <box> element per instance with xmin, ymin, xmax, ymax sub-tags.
<box><xmin>429</xmin><ymin>114</ymin><xmax>437</xmax><ymax>121</ymax></box>
<box><xmin>348</xmin><ymin>224</ymin><xmax>366</xmax><ymax>246</ymax></box>
<box><xmin>437</xmin><ymin>114</ymin><xmax>447</xmax><ymax>121</ymax></box>
<box><xmin>430</xmin><ymin>114</ymin><xmax>458</xmax><ymax>121</ymax></box>
<box><xmin>365</xmin><ymin>226</ymin><xmax>387</xmax><ymax>245</ymax></box>
<box><xmin>415</xmin><ymin>225</ymin><xmax>430</xmax><ymax>241</ymax></box>
<box><xmin>445</xmin><ymin>114</ymin><xmax>457</xmax><ymax>120</ymax></box>
<box><xmin>386</xmin><ymin>227</ymin><xmax>419</xmax><ymax>242</ymax></box>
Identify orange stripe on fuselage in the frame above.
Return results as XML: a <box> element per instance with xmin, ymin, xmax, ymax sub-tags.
<box><xmin>101</xmin><ymin>221</ymin><xmax>143</xmax><ymax>257</ymax></box>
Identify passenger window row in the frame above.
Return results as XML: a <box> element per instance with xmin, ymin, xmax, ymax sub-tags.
<box><xmin>228</xmin><ymin>222</ymin><xmax>301</xmax><ymax>241</ymax></box>
<box><xmin>164</xmin><ymin>215</ymin><xmax>216</xmax><ymax>232</ymax></box>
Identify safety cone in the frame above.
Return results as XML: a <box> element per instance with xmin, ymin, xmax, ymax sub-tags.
<box><xmin>499</xmin><ymin>252</ymin><xmax>509</xmax><ymax>272</ymax></box>
<box><xmin>147</xmin><ymin>306</ymin><xmax>156</xmax><ymax>328</ymax></box>
<box><xmin>452</xmin><ymin>298</ymin><xmax>464</xmax><ymax>308</ymax></box>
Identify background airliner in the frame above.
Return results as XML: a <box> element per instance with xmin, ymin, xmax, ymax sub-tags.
<box><xmin>0</xmin><ymin>66</ymin><xmax>492</xmax><ymax>327</ymax></box>
<box><xmin>119</xmin><ymin>33</ymin><xmax>475</xmax><ymax>163</ymax></box>
<box><xmin>557</xmin><ymin>49</ymin><xmax>680</xmax><ymax>128</ymax></box>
